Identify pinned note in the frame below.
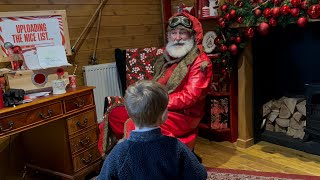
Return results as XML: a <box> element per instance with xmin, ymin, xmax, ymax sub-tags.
<box><xmin>37</xmin><ymin>45</ymin><xmax>71</xmax><ymax>69</ymax></box>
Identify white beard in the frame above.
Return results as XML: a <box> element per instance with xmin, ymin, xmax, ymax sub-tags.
<box><xmin>166</xmin><ymin>38</ymin><xmax>194</xmax><ymax>58</ymax></box>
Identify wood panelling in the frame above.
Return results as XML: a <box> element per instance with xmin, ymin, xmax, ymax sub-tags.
<box><xmin>67</xmin><ymin>15</ymin><xmax>161</xmax><ymax>28</ymax></box>
<box><xmin>0</xmin><ymin>0</ymin><xmax>159</xmax><ymax>5</ymax></box>
<box><xmin>0</xmin><ymin>5</ymin><xmax>160</xmax><ymax>16</ymax></box>
<box><xmin>0</xmin><ymin>0</ymin><xmax>163</xmax><ymax>87</ymax></box>
<box><xmin>69</xmin><ymin>25</ymin><xmax>162</xmax><ymax>39</ymax></box>
<box><xmin>73</xmin><ymin>34</ymin><xmax>162</xmax><ymax>51</ymax></box>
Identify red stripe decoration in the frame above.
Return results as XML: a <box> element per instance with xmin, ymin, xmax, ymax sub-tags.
<box><xmin>0</xmin><ymin>26</ymin><xmax>2</xmax><ymax>32</ymax></box>
<box><xmin>59</xmin><ymin>27</ymin><xmax>63</xmax><ymax>31</ymax></box>
<box><xmin>19</xmin><ymin>16</ymin><xmax>36</xmax><ymax>20</ymax></box>
<box><xmin>60</xmin><ymin>31</ymin><xmax>65</xmax><ymax>45</ymax></box>
<box><xmin>0</xmin><ymin>36</ymin><xmax>4</xmax><ymax>43</ymax></box>
<box><xmin>0</xmin><ymin>18</ymin><xmax>3</xmax><ymax>22</ymax></box>
<box><xmin>7</xmin><ymin>17</ymin><xmax>18</xmax><ymax>21</ymax></box>
<box><xmin>1</xmin><ymin>46</ymin><xmax>8</xmax><ymax>56</ymax></box>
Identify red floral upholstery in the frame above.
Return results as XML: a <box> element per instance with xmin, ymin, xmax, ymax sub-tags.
<box><xmin>126</xmin><ymin>47</ymin><xmax>164</xmax><ymax>87</ymax></box>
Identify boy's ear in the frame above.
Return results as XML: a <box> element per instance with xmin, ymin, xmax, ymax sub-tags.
<box><xmin>161</xmin><ymin>109</ymin><xmax>168</xmax><ymax>122</ymax></box>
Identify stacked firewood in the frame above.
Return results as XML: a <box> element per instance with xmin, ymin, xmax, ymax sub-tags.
<box><xmin>263</xmin><ymin>97</ymin><xmax>306</xmax><ymax>139</ymax></box>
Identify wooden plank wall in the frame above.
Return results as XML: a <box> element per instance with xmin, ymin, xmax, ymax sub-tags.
<box><xmin>0</xmin><ymin>0</ymin><xmax>163</xmax><ymax>85</ymax></box>
<box><xmin>171</xmin><ymin>0</ymin><xmax>218</xmax><ymax>37</ymax></box>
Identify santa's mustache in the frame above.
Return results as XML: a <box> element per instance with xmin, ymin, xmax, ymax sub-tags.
<box><xmin>168</xmin><ymin>40</ymin><xmax>188</xmax><ymax>47</ymax></box>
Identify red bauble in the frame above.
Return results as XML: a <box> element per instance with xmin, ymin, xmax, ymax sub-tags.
<box><xmin>224</xmin><ymin>13</ymin><xmax>231</xmax><ymax>20</ymax></box>
<box><xmin>214</xmin><ymin>37</ymin><xmax>221</xmax><ymax>45</ymax></box>
<box><xmin>235</xmin><ymin>36</ymin><xmax>242</xmax><ymax>44</ymax></box>
<box><xmin>219</xmin><ymin>21</ymin><xmax>226</xmax><ymax>28</ymax></box>
<box><xmin>56</xmin><ymin>68</ymin><xmax>65</xmax><ymax>76</ymax></box>
<box><xmin>263</xmin><ymin>8</ymin><xmax>272</xmax><ymax>18</ymax></box>
<box><xmin>245</xmin><ymin>27</ymin><xmax>255</xmax><ymax>39</ymax></box>
<box><xmin>269</xmin><ymin>18</ymin><xmax>277</xmax><ymax>26</ymax></box>
<box><xmin>297</xmin><ymin>17</ymin><xmax>308</xmax><ymax>27</ymax></box>
<box><xmin>229</xmin><ymin>44</ymin><xmax>238</xmax><ymax>55</ymax></box>
<box><xmin>290</xmin><ymin>0</ymin><xmax>301</xmax><ymax>7</ymax></box>
<box><xmin>220</xmin><ymin>45</ymin><xmax>228</xmax><ymax>52</ymax></box>
<box><xmin>221</xmin><ymin>4</ymin><xmax>228</xmax><ymax>12</ymax></box>
<box><xmin>301</xmin><ymin>1</ymin><xmax>309</xmax><ymax>10</ymax></box>
<box><xmin>307</xmin><ymin>5</ymin><xmax>320</xmax><ymax>19</ymax></box>
<box><xmin>274</xmin><ymin>0</ymin><xmax>282</xmax><ymax>6</ymax></box>
<box><xmin>280</xmin><ymin>5</ymin><xmax>291</xmax><ymax>15</ymax></box>
<box><xmin>230</xmin><ymin>9</ymin><xmax>237</xmax><ymax>18</ymax></box>
<box><xmin>258</xmin><ymin>22</ymin><xmax>269</xmax><ymax>36</ymax></box>
<box><xmin>218</xmin><ymin>17</ymin><xmax>224</xmax><ymax>23</ymax></box>
<box><xmin>236</xmin><ymin>16</ymin><xmax>243</xmax><ymax>24</ymax></box>
<box><xmin>272</xmin><ymin>7</ymin><xmax>281</xmax><ymax>17</ymax></box>
<box><xmin>254</xmin><ymin>9</ymin><xmax>262</xmax><ymax>17</ymax></box>
<box><xmin>290</xmin><ymin>8</ymin><xmax>300</xmax><ymax>17</ymax></box>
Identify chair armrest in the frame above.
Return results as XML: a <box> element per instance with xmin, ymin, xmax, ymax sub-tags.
<box><xmin>103</xmin><ymin>96</ymin><xmax>125</xmax><ymax>114</ymax></box>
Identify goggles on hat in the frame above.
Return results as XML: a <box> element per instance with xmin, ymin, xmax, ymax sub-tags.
<box><xmin>169</xmin><ymin>16</ymin><xmax>192</xmax><ymax>29</ymax></box>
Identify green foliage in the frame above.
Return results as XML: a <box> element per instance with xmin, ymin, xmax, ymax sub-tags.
<box><xmin>214</xmin><ymin>0</ymin><xmax>318</xmax><ymax>71</ymax></box>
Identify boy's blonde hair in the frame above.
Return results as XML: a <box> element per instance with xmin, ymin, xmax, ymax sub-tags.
<box><xmin>124</xmin><ymin>80</ymin><xmax>169</xmax><ymax>128</ymax></box>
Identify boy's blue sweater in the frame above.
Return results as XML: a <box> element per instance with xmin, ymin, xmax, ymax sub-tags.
<box><xmin>97</xmin><ymin>128</ymin><xmax>207</xmax><ymax>180</ymax></box>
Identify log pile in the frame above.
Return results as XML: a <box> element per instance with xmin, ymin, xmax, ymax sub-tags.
<box><xmin>263</xmin><ymin>97</ymin><xmax>306</xmax><ymax>139</ymax></box>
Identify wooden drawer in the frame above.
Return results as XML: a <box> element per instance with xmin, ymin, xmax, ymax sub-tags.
<box><xmin>0</xmin><ymin>102</ymin><xmax>63</xmax><ymax>135</ymax></box>
<box><xmin>72</xmin><ymin>145</ymin><xmax>100</xmax><ymax>172</ymax></box>
<box><xmin>69</xmin><ymin>128</ymin><xmax>98</xmax><ymax>154</ymax></box>
<box><xmin>67</xmin><ymin>110</ymin><xmax>96</xmax><ymax>136</ymax></box>
<box><xmin>64</xmin><ymin>93</ymin><xmax>93</xmax><ymax>113</ymax></box>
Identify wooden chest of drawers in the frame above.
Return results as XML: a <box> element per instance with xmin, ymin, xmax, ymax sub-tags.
<box><xmin>0</xmin><ymin>86</ymin><xmax>101</xmax><ymax>179</ymax></box>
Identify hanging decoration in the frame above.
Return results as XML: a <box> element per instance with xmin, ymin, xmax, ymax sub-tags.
<box><xmin>213</xmin><ymin>0</ymin><xmax>320</xmax><ymax>73</ymax></box>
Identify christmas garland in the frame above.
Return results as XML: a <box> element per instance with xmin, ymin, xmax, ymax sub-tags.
<box><xmin>213</xmin><ymin>0</ymin><xmax>320</xmax><ymax>73</ymax></box>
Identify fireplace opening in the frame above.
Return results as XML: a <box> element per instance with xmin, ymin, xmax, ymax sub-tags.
<box><xmin>252</xmin><ymin>22</ymin><xmax>320</xmax><ymax>155</ymax></box>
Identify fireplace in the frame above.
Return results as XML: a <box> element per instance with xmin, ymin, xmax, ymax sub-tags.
<box><xmin>250</xmin><ymin>22</ymin><xmax>320</xmax><ymax>155</ymax></box>
<box><xmin>304</xmin><ymin>83</ymin><xmax>320</xmax><ymax>142</ymax></box>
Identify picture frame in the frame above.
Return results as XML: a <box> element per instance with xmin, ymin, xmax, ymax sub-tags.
<box><xmin>0</xmin><ymin>10</ymin><xmax>71</xmax><ymax>63</ymax></box>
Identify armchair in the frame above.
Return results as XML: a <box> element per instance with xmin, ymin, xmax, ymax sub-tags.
<box><xmin>98</xmin><ymin>47</ymin><xmax>164</xmax><ymax>155</ymax></box>
<box><xmin>98</xmin><ymin>46</ymin><xmax>212</xmax><ymax>156</ymax></box>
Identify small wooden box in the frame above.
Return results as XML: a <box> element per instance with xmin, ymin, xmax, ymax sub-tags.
<box><xmin>5</xmin><ymin>69</ymin><xmax>69</xmax><ymax>93</ymax></box>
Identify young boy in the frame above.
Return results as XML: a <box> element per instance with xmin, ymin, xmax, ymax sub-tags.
<box><xmin>97</xmin><ymin>80</ymin><xmax>207</xmax><ymax>180</ymax></box>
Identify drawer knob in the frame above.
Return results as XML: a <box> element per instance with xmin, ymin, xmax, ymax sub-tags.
<box><xmin>81</xmin><ymin>153</ymin><xmax>92</xmax><ymax>165</ymax></box>
<box><xmin>74</xmin><ymin>99</ymin><xmax>85</xmax><ymax>108</ymax></box>
<box><xmin>76</xmin><ymin>119</ymin><xmax>88</xmax><ymax>128</ymax></box>
<box><xmin>38</xmin><ymin>110</ymin><xmax>53</xmax><ymax>119</ymax></box>
<box><xmin>0</xmin><ymin>122</ymin><xmax>14</xmax><ymax>133</ymax></box>
<box><xmin>79</xmin><ymin>136</ymin><xmax>90</xmax><ymax>146</ymax></box>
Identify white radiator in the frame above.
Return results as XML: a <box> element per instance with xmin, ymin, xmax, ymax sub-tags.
<box><xmin>83</xmin><ymin>63</ymin><xmax>122</xmax><ymax>123</ymax></box>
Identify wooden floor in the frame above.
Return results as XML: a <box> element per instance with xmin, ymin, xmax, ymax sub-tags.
<box><xmin>194</xmin><ymin>137</ymin><xmax>320</xmax><ymax>176</ymax></box>
<box><xmin>8</xmin><ymin>137</ymin><xmax>320</xmax><ymax>179</ymax></box>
